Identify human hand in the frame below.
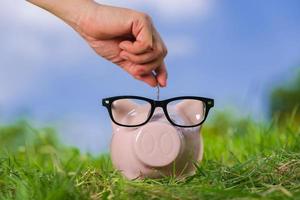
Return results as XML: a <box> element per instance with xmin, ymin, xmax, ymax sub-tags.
<box><xmin>76</xmin><ymin>2</ymin><xmax>168</xmax><ymax>87</ymax></box>
<box><xmin>28</xmin><ymin>0</ymin><xmax>168</xmax><ymax>87</ymax></box>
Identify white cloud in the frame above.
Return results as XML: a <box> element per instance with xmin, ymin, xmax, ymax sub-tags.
<box><xmin>0</xmin><ymin>0</ymin><xmax>87</xmax><ymax>62</ymax></box>
<box><xmin>98</xmin><ymin>0</ymin><xmax>213</xmax><ymax>21</ymax></box>
<box><xmin>0</xmin><ymin>1</ymin><xmax>59</xmax><ymax>27</ymax></box>
<box><xmin>150</xmin><ymin>0</ymin><xmax>213</xmax><ymax>20</ymax></box>
<box><xmin>165</xmin><ymin>36</ymin><xmax>199</xmax><ymax>57</ymax></box>
<box><xmin>0</xmin><ymin>31</ymin><xmax>45</xmax><ymax>105</ymax></box>
<box><xmin>0</xmin><ymin>0</ymin><xmax>88</xmax><ymax>105</ymax></box>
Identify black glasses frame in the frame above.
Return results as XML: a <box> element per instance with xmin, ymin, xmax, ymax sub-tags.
<box><xmin>102</xmin><ymin>96</ymin><xmax>214</xmax><ymax>128</ymax></box>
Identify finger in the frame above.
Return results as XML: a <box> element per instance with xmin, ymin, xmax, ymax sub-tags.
<box><xmin>118</xmin><ymin>59</ymin><xmax>162</xmax><ymax>84</ymax></box>
<box><xmin>120</xmin><ymin>32</ymin><xmax>167</xmax><ymax>65</ymax></box>
<box><xmin>155</xmin><ymin>62</ymin><xmax>168</xmax><ymax>87</ymax></box>
<box><xmin>136</xmin><ymin>73</ymin><xmax>158</xmax><ymax>87</ymax></box>
<box><xmin>119</xmin><ymin>39</ymin><xmax>152</xmax><ymax>55</ymax></box>
<box><xmin>117</xmin><ymin>60</ymin><xmax>159</xmax><ymax>87</ymax></box>
<box><xmin>133</xmin><ymin>58</ymin><xmax>163</xmax><ymax>75</ymax></box>
<box><xmin>118</xmin><ymin>60</ymin><xmax>155</xmax><ymax>81</ymax></box>
<box><xmin>119</xmin><ymin>14</ymin><xmax>154</xmax><ymax>54</ymax></box>
<box><xmin>119</xmin><ymin>50</ymin><xmax>158</xmax><ymax>64</ymax></box>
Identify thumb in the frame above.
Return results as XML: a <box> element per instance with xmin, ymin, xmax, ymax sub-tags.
<box><xmin>155</xmin><ymin>62</ymin><xmax>168</xmax><ymax>87</ymax></box>
<box><xmin>136</xmin><ymin>73</ymin><xmax>158</xmax><ymax>87</ymax></box>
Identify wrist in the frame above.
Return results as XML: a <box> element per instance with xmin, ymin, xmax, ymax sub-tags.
<box><xmin>27</xmin><ymin>0</ymin><xmax>94</xmax><ymax>28</ymax></box>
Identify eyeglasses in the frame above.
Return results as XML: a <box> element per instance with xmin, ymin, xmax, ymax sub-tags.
<box><xmin>102</xmin><ymin>96</ymin><xmax>214</xmax><ymax>128</ymax></box>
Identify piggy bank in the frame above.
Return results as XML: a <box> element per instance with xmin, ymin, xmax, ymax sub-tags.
<box><xmin>102</xmin><ymin>96</ymin><xmax>214</xmax><ymax>179</ymax></box>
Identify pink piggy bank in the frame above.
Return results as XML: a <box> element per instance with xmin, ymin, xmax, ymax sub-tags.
<box><xmin>102</xmin><ymin>96</ymin><xmax>214</xmax><ymax>179</ymax></box>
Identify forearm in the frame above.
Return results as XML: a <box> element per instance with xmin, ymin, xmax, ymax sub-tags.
<box><xmin>27</xmin><ymin>0</ymin><xmax>92</xmax><ymax>28</ymax></box>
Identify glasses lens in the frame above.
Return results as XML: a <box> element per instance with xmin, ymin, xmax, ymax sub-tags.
<box><xmin>167</xmin><ymin>99</ymin><xmax>206</xmax><ymax>126</ymax></box>
<box><xmin>111</xmin><ymin>98</ymin><xmax>152</xmax><ymax>126</ymax></box>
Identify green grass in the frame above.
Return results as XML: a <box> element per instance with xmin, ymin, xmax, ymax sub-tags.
<box><xmin>0</xmin><ymin>113</ymin><xmax>299</xmax><ymax>200</ymax></box>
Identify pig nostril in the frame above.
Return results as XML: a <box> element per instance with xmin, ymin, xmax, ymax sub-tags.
<box><xmin>160</xmin><ymin>133</ymin><xmax>173</xmax><ymax>155</ymax></box>
<box><xmin>140</xmin><ymin>132</ymin><xmax>155</xmax><ymax>154</ymax></box>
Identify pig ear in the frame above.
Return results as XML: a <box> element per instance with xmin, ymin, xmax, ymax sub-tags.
<box><xmin>175</xmin><ymin>100</ymin><xmax>206</xmax><ymax>126</ymax></box>
<box><xmin>111</xmin><ymin>99</ymin><xmax>137</xmax><ymax>122</ymax></box>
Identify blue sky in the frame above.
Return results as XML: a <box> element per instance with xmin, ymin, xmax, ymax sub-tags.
<box><xmin>0</xmin><ymin>0</ymin><xmax>299</xmax><ymax>153</ymax></box>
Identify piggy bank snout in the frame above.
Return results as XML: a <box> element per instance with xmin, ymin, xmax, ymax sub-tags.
<box><xmin>134</xmin><ymin>122</ymin><xmax>183</xmax><ymax>168</ymax></box>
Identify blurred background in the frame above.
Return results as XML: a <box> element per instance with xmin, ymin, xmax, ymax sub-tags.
<box><xmin>0</xmin><ymin>0</ymin><xmax>299</xmax><ymax>153</ymax></box>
